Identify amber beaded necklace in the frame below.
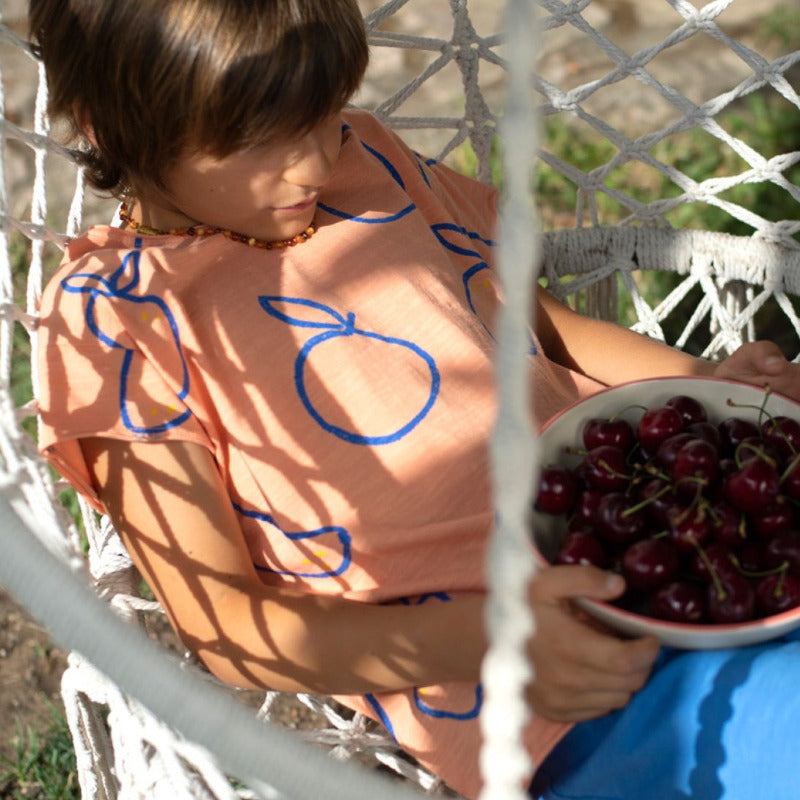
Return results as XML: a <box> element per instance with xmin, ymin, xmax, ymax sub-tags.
<box><xmin>118</xmin><ymin>199</ymin><xmax>316</xmax><ymax>250</ymax></box>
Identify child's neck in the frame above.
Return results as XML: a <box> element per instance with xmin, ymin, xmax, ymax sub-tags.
<box><xmin>132</xmin><ymin>198</ymin><xmax>199</xmax><ymax>233</ymax></box>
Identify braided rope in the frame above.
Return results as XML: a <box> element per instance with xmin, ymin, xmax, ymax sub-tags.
<box><xmin>479</xmin><ymin>2</ymin><xmax>538</xmax><ymax>797</ymax></box>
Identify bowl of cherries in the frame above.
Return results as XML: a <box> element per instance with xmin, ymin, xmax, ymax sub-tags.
<box><xmin>533</xmin><ymin>376</ymin><xmax>800</xmax><ymax>649</ymax></box>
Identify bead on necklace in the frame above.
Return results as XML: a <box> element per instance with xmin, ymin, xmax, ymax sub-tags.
<box><xmin>118</xmin><ymin>200</ymin><xmax>316</xmax><ymax>250</ymax></box>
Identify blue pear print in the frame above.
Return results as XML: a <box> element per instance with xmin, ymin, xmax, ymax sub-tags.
<box><xmin>61</xmin><ymin>242</ymin><xmax>191</xmax><ymax>434</ymax></box>
<box><xmin>413</xmin><ymin>683</ymin><xmax>483</xmax><ymax>721</ymax></box>
<box><xmin>234</xmin><ymin>504</ymin><xmax>351</xmax><ymax>579</ymax></box>
<box><xmin>259</xmin><ymin>296</ymin><xmax>440</xmax><ymax>445</ymax></box>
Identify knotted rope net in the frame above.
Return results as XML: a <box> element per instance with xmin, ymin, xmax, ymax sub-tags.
<box><xmin>1</xmin><ymin>0</ymin><xmax>799</xmax><ymax>798</ymax></box>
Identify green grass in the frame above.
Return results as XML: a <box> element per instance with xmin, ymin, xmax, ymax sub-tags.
<box><xmin>0</xmin><ymin>709</ymin><xmax>80</xmax><ymax>800</ymax></box>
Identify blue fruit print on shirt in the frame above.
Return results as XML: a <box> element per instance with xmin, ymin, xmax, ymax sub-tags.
<box><xmin>259</xmin><ymin>296</ymin><xmax>440</xmax><ymax>446</ymax></box>
<box><xmin>413</xmin><ymin>684</ymin><xmax>483</xmax><ymax>721</ymax></box>
<box><xmin>367</xmin><ymin>593</ymin><xmax>483</xmax><ymax>729</ymax></box>
<box><xmin>234</xmin><ymin>503</ymin><xmax>352</xmax><ymax>579</ymax></box>
<box><xmin>364</xmin><ymin>682</ymin><xmax>484</xmax><ymax>736</ymax></box>
<box><xmin>318</xmin><ymin>128</ymin><xmax>416</xmax><ymax>224</ymax></box>
<box><xmin>60</xmin><ymin>239</ymin><xmax>191</xmax><ymax>434</ymax></box>
<box><xmin>432</xmin><ymin>222</ymin><xmax>537</xmax><ymax>354</ymax></box>
<box><xmin>413</xmin><ymin>151</ymin><xmax>436</xmax><ymax>188</ymax></box>
<box><xmin>396</xmin><ymin>592</ymin><xmax>451</xmax><ymax>605</ymax></box>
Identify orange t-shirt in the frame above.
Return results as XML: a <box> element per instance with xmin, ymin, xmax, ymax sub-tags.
<box><xmin>37</xmin><ymin>110</ymin><xmax>603</xmax><ymax>798</ymax></box>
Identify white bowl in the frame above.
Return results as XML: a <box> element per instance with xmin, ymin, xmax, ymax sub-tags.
<box><xmin>532</xmin><ymin>376</ymin><xmax>800</xmax><ymax>650</ymax></box>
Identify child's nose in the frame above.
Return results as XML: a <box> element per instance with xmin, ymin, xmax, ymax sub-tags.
<box><xmin>284</xmin><ymin>129</ymin><xmax>336</xmax><ymax>187</ymax></box>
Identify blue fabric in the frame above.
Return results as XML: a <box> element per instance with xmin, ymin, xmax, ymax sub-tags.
<box><xmin>530</xmin><ymin>628</ymin><xmax>800</xmax><ymax>800</ymax></box>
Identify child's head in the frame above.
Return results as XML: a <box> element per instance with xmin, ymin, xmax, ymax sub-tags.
<box><xmin>28</xmin><ymin>0</ymin><xmax>369</xmax><ymax>198</ymax></box>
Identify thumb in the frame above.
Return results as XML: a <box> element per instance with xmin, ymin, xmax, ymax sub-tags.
<box><xmin>739</xmin><ymin>341</ymin><xmax>786</xmax><ymax>375</ymax></box>
<box><xmin>530</xmin><ymin>564</ymin><xmax>625</xmax><ymax>604</ymax></box>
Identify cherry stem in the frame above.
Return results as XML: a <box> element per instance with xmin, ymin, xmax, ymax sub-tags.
<box><xmin>729</xmin><ymin>554</ymin><xmax>789</xmax><ymax>581</ymax></box>
<box><xmin>622</xmin><ymin>483</ymin><xmax>674</xmax><ymax>517</ymax></box>
<box><xmin>693</xmin><ymin>542</ymin><xmax>727</xmax><ymax>601</ymax></box>
<box><xmin>734</xmin><ymin>440</ymin><xmax>777</xmax><ymax>470</ymax></box>
<box><xmin>704</xmin><ymin>500</ymin><xmax>720</xmax><ymax>525</ymax></box>
<box><xmin>781</xmin><ymin>450</ymin><xmax>800</xmax><ymax>484</ymax></box>
<box><xmin>598</xmin><ymin>459</ymin><xmax>630</xmax><ymax>480</ymax></box>
<box><xmin>670</xmin><ymin>500</ymin><xmax>705</xmax><ymax>528</ymax></box>
<box><xmin>726</xmin><ymin>384</ymin><xmax>774</xmax><ymax>428</ymax></box>
<box><xmin>675</xmin><ymin>476</ymin><xmax>707</xmax><ymax>504</ymax></box>
<box><xmin>642</xmin><ymin>463</ymin><xmax>671</xmax><ymax>482</ymax></box>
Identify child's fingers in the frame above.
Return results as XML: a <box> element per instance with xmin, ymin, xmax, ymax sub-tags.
<box><xmin>713</xmin><ymin>341</ymin><xmax>800</xmax><ymax>401</ymax></box>
<box><xmin>715</xmin><ymin>340</ymin><xmax>787</xmax><ymax>379</ymax></box>
<box><xmin>527</xmin><ymin>601</ymin><xmax>659</xmax><ymax>720</ymax></box>
<box><xmin>529</xmin><ymin>563</ymin><xmax>625</xmax><ymax>604</ymax></box>
<box><xmin>533</xmin><ymin>605</ymin><xmax>658</xmax><ymax>685</ymax></box>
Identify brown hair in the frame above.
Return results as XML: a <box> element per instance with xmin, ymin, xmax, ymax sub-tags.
<box><xmin>28</xmin><ymin>0</ymin><xmax>369</xmax><ymax>196</ymax></box>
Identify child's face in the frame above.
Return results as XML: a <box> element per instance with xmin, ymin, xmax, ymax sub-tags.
<box><xmin>141</xmin><ymin>113</ymin><xmax>343</xmax><ymax>242</ymax></box>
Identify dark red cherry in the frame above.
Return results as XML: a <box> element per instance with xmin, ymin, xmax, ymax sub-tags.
<box><xmin>637</xmin><ymin>406</ymin><xmax>684</xmax><ymax>456</ymax></box>
<box><xmin>737</xmin><ymin>540</ymin><xmax>768</xmax><ymax>574</ymax></box>
<box><xmin>707</xmin><ymin>573</ymin><xmax>755</xmax><ymax>624</ymax></box>
<box><xmin>735</xmin><ymin>436</ymin><xmax>781</xmax><ymax>468</ymax></box>
<box><xmin>667</xmin><ymin>504</ymin><xmax>711</xmax><ymax>552</ymax></box>
<box><xmin>688</xmin><ymin>541</ymin><xmax>739</xmax><ymax>583</ymax></box>
<box><xmin>709</xmin><ymin>501</ymin><xmax>746</xmax><ymax>547</ymax></box>
<box><xmin>724</xmin><ymin>459</ymin><xmax>781</xmax><ymax>513</ymax></box>
<box><xmin>671</xmin><ymin>438</ymin><xmax>719</xmax><ymax>496</ymax></box>
<box><xmin>536</xmin><ymin>465</ymin><xmax>578</xmax><ymax>515</ymax></box>
<box><xmin>655</xmin><ymin>433</ymin><xmax>694</xmax><ymax>471</ymax></box>
<box><xmin>755</xmin><ymin>572</ymin><xmax>800</xmax><ymax>616</ymax></box>
<box><xmin>582</xmin><ymin>417</ymin><xmax>634</xmax><ymax>453</ymax></box>
<box><xmin>651</xmin><ymin>580</ymin><xmax>707</xmax><ymax>623</ymax></box>
<box><xmin>636</xmin><ymin>478</ymin><xmax>676</xmax><ymax>528</ymax></box>
<box><xmin>765</xmin><ymin>530</ymin><xmax>800</xmax><ymax>576</ymax></box>
<box><xmin>571</xmin><ymin>489</ymin><xmax>604</xmax><ymax>528</ymax></box>
<box><xmin>781</xmin><ymin>455</ymin><xmax>800</xmax><ymax>502</ymax></box>
<box><xmin>666</xmin><ymin>395</ymin><xmax>708</xmax><ymax>425</ymax></box>
<box><xmin>582</xmin><ymin>446</ymin><xmax>630</xmax><ymax>492</ymax></box>
<box><xmin>750</xmin><ymin>495</ymin><xmax>796</xmax><ymax>539</ymax></box>
<box><xmin>718</xmin><ymin>417</ymin><xmax>760</xmax><ymax>458</ymax></box>
<box><xmin>622</xmin><ymin>538</ymin><xmax>680</xmax><ymax>591</ymax></box>
<box><xmin>761</xmin><ymin>416</ymin><xmax>800</xmax><ymax>462</ymax></box>
<box><xmin>686</xmin><ymin>421</ymin><xmax>721</xmax><ymax>450</ymax></box>
<box><xmin>555</xmin><ymin>531</ymin><xmax>608</xmax><ymax>569</ymax></box>
<box><xmin>597</xmin><ymin>493</ymin><xmax>647</xmax><ymax>546</ymax></box>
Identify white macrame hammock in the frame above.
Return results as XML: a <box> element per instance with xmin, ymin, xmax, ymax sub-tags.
<box><xmin>1</xmin><ymin>0</ymin><xmax>799</xmax><ymax>798</ymax></box>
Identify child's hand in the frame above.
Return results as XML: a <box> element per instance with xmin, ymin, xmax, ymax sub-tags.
<box><xmin>527</xmin><ymin>565</ymin><xmax>660</xmax><ymax>723</ymax></box>
<box><xmin>712</xmin><ymin>341</ymin><xmax>800</xmax><ymax>402</ymax></box>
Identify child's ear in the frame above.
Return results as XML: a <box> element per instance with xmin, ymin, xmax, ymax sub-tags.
<box><xmin>72</xmin><ymin>103</ymin><xmax>98</xmax><ymax>147</ymax></box>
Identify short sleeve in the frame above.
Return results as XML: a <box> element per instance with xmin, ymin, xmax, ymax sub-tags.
<box><xmin>37</xmin><ymin>244</ymin><xmax>213</xmax><ymax>513</ymax></box>
<box><xmin>424</xmin><ymin>157</ymin><xmax>499</xmax><ymax>235</ymax></box>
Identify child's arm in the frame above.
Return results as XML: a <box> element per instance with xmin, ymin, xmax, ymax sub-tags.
<box><xmin>79</xmin><ymin>435</ymin><xmax>485</xmax><ymax>694</ymax></box>
<box><xmin>80</xmin><ymin>436</ymin><xmax>658</xmax><ymax>718</ymax></box>
<box><xmin>536</xmin><ymin>286</ymin><xmax>800</xmax><ymax>400</ymax></box>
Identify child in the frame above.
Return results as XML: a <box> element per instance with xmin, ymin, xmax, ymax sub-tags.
<box><xmin>29</xmin><ymin>1</ymin><xmax>800</xmax><ymax>797</ymax></box>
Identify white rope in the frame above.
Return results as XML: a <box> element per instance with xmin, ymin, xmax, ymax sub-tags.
<box><xmin>480</xmin><ymin>1</ymin><xmax>537</xmax><ymax>797</ymax></box>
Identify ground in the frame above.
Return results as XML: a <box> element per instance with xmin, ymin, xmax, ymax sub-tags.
<box><xmin>0</xmin><ymin>585</ymin><xmax>329</xmax><ymax>795</ymax></box>
<box><xmin>0</xmin><ymin>589</ymin><xmax>69</xmax><ymax>764</ymax></box>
